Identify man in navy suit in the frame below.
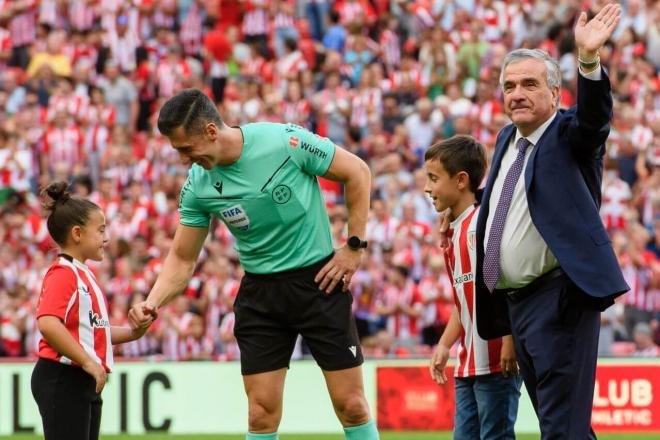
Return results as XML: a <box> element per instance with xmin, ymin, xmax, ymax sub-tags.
<box><xmin>474</xmin><ymin>4</ymin><xmax>629</xmax><ymax>439</ymax></box>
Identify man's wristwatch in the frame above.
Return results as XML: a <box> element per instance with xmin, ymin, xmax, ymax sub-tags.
<box><xmin>347</xmin><ymin>236</ymin><xmax>368</xmax><ymax>250</ymax></box>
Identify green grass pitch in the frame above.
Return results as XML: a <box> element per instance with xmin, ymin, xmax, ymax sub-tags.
<box><xmin>1</xmin><ymin>433</ymin><xmax>657</xmax><ymax>439</ymax></box>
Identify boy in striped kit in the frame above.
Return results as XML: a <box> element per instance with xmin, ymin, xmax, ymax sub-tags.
<box><xmin>425</xmin><ymin>135</ymin><xmax>521</xmax><ymax>439</ymax></box>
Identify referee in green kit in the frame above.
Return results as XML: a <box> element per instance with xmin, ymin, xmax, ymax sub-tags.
<box><xmin>128</xmin><ymin>89</ymin><xmax>379</xmax><ymax>440</ymax></box>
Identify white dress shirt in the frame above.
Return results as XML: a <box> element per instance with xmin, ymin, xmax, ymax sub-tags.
<box><xmin>485</xmin><ymin>66</ymin><xmax>602</xmax><ymax>289</ymax></box>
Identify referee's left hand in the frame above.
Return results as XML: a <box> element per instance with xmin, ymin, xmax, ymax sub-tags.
<box><xmin>315</xmin><ymin>247</ymin><xmax>364</xmax><ymax>294</ymax></box>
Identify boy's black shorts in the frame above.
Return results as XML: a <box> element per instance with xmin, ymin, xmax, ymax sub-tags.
<box><xmin>234</xmin><ymin>254</ymin><xmax>364</xmax><ymax>375</ymax></box>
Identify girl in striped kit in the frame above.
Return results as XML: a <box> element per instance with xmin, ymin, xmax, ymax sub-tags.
<box><xmin>31</xmin><ymin>181</ymin><xmax>154</xmax><ymax>440</ymax></box>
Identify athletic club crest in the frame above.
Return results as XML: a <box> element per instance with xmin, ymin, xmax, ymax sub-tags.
<box><xmin>467</xmin><ymin>231</ymin><xmax>476</xmax><ymax>250</ymax></box>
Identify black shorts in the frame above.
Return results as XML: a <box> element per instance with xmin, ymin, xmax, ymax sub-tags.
<box><xmin>31</xmin><ymin>358</ymin><xmax>103</xmax><ymax>440</ymax></box>
<box><xmin>234</xmin><ymin>254</ymin><xmax>364</xmax><ymax>375</ymax></box>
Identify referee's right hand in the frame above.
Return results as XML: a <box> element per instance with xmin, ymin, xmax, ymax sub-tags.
<box><xmin>82</xmin><ymin>359</ymin><xmax>108</xmax><ymax>394</ymax></box>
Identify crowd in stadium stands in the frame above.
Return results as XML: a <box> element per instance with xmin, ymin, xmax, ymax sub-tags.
<box><xmin>0</xmin><ymin>0</ymin><xmax>658</xmax><ymax>361</ymax></box>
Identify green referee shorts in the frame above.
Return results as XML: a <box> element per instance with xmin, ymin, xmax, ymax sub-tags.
<box><xmin>234</xmin><ymin>254</ymin><xmax>364</xmax><ymax>375</ymax></box>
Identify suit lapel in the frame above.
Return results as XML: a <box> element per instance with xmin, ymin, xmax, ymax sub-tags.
<box><xmin>524</xmin><ymin>112</ymin><xmax>562</xmax><ymax>192</ymax></box>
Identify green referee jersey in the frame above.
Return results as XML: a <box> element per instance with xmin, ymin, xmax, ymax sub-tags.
<box><xmin>178</xmin><ymin>122</ymin><xmax>336</xmax><ymax>274</ymax></box>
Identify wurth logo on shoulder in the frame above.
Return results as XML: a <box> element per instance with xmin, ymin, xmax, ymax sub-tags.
<box><xmin>300</xmin><ymin>141</ymin><xmax>328</xmax><ymax>159</ymax></box>
<box><xmin>89</xmin><ymin>310</ymin><xmax>110</xmax><ymax>328</ymax></box>
<box><xmin>288</xmin><ymin>136</ymin><xmax>299</xmax><ymax>148</ymax></box>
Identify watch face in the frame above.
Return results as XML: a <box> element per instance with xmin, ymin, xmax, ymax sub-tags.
<box><xmin>348</xmin><ymin>236</ymin><xmax>360</xmax><ymax>249</ymax></box>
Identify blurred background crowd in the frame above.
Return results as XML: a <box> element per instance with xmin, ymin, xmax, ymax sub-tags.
<box><xmin>0</xmin><ymin>0</ymin><xmax>658</xmax><ymax>362</ymax></box>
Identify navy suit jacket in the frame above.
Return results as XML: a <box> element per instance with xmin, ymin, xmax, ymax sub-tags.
<box><xmin>475</xmin><ymin>70</ymin><xmax>630</xmax><ymax>340</ymax></box>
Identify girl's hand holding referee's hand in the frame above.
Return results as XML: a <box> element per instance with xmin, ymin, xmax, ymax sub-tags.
<box><xmin>82</xmin><ymin>358</ymin><xmax>108</xmax><ymax>394</ymax></box>
<box><xmin>128</xmin><ymin>300</ymin><xmax>159</xmax><ymax>330</ymax></box>
<box><xmin>315</xmin><ymin>246</ymin><xmax>364</xmax><ymax>294</ymax></box>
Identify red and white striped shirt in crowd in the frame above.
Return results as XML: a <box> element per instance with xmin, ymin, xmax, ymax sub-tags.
<box><xmin>0</xmin><ymin>27</ymin><xmax>11</xmax><ymax>53</ymax></box>
<box><xmin>1</xmin><ymin>308</ymin><xmax>28</xmax><ymax>356</ymax></box>
<box><xmin>390</xmin><ymin>67</ymin><xmax>423</xmax><ymax>91</ymax></box>
<box><xmin>86</xmin><ymin>104</ymin><xmax>117</xmax><ymax>128</ymax></box>
<box><xmin>9</xmin><ymin>0</ymin><xmax>37</xmax><ymax>47</ymax></box>
<box><xmin>475</xmin><ymin>3</ymin><xmax>505</xmax><ymax>42</ymax></box>
<box><xmin>22</xmin><ymin>212</ymin><xmax>51</xmax><ymax>252</ymax></box>
<box><xmin>156</xmin><ymin>59</ymin><xmax>191</xmax><ymax>98</ymax></box>
<box><xmin>48</xmin><ymin>93</ymin><xmax>90</xmax><ymax>122</ymax></box>
<box><xmin>179</xmin><ymin>2</ymin><xmax>203</xmax><ymax>55</ymax></box>
<box><xmin>366</xmin><ymin>216</ymin><xmax>400</xmax><ymax>245</ymax></box>
<box><xmin>68</xmin><ymin>0</ymin><xmax>96</xmax><ymax>31</ymax></box>
<box><xmin>444</xmin><ymin>205</ymin><xmax>503</xmax><ymax>378</ymax></box>
<box><xmin>410</xmin><ymin>0</ymin><xmax>434</xmax><ymax>33</ymax></box>
<box><xmin>418</xmin><ymin>272</ymin><xmax>454</xmax><ymax>329</ymax></box>
<box><xmin>273</xmin><ymin>0</ymin><xmax>296</xmax><ymax>29</ymax></box>
<box><xmin>36</xmin><ymin>255</ymin><xmax>114</xmax><ymax>372</ymax></box>
<box><xmin>621</xmin><ymin>257</ymin><xmax>656</xmax><ymax>312</ymax></box>
<box><xmin>337</xmin><ymin>0</ymin><xmax>366</xmax><ymax>25</ymax></box>
<box><xmin>396</xmin><ymin>219</ymin><xmax>432</xmax><ymax>243</ymax></box>
<box><xmin>275</xmin><ymin>50</ymin><xmax>307</xmax><ymax>92</ymax></box>
<box><xmin>219</xmin><ymin>312</ymin><xmax>240</xmax><ymax>360</ymax></box>
<box><xmin>242</xmin><ymin>0</ymin><xmax>270</xmax><ymax>36</ymax></box>
<box><xmin>318</xmin><ymin>177</ymin><xmax>342</xmax><ymax>208</ymax></box>
<box><xmin>84</xmin><ymin>124</ymin><xmax>110</xmax><ymax>156</ymax></box>
<box><xmin>42</xmin><ymin>125</ymin><xmax>84</xmax><ymax>173</ymax></box>
<box><xmin>152</xmin><ymin>0</ymin><xmax>177</xmax><ymax>30</ymax></box>
<box><xmin>601</xmin><ymin>174</ymin><xmax>631</xmax><ymax>230</ymax></box>
<box><xmin>379</xmin><ymin>29</ymin><xmax>400</xmax><ymax>69</ymax></box>
<box><xmin>281</xmin><ymin>99</ymin><xmax>311</xmax><ymax>128</ymax></box>
<box><xmin>379</xmin><ymin>280</ymin><xmax>424</xmax><ymax>339</ymax></box>
<box><xmin>471</xmin><ymin>99</ymin><xmax>503</xmax><ymax>130</ymax></box>
<box><xmin>107</xmin><ymin>30</ymin><xmax>140</xmax><ymax>72</ymax></box>
<box><xmin>350</xmin><ymin>88</ymin><xmax>381</xmax><ymax>128</ymax></box>
<box><xmin>39</xmin><ymin>0</ymin><xmax>60</xmax><ymax>27</ymax></box>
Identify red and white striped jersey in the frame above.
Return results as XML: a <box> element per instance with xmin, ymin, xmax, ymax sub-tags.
<box><xmin>366</xmin><ymin>216</ymin><xmax>400</xmax><ymax>244</ymax></box>
<box><xmin>281</xmin><ymin>99</ymin><xmax>311</xmax><ymax>128</ymax></box>
<box><xmin>273</xmin><ymin>0</ymin><xmax>296</xmax><ymax>29</ymax></box>
<box><xmin>36</xmin><ymin>255</ymin><xmax>114</xmax><ymax>372</ymax></box>
<box><xmin>337</xmin><ymin>1</ymin><xmax>366</xmax><ymax>25</ymax></box>
<box><xmin>601</xmin><ymin>175</ymin><xmax>631</xmax><ymax>230</ymax></box>
<box><xmin>48</xmin><ymin>93</ymin><xmax>90</xmax><ymax>122</ymax></box>
<box><xmin>242</xmin><ymin>0</ymin><xmax>270</xmax><ymax>36</ymax></box>
<box><xmin>9</xmin><ymin>0</ymin><xmax>37</xmax><ymax>47</ymax></box>
<box><xmin>620</xmin><ymin>257</ymin><xmax>656</xmax><ymax>312</ymax></box>
<box><xmin>379</xmin><ymin>29</ymin><xmax>400</xmax><ymax>69</ymax></box>
<box><xmin>69</xmin><ymin>0</ymin><xmax>96</xmax><ymax>31</ymax></box>
<box><xmin>444</xmin><ymin>205</ymin><xmax>503</xmax><ymax>378</ymax></box>
<box><xmin>418</xmin><ymin>272</ymin><xmax>454</xmax><ymax>327</ymax></box>
<box><xmin>42</xmin><ymin>125</ymin><xmax>84</xmax><ymax>173</ymax></box>
<box><xmin>179</xmin><ymin>2</ymin><xmax>203</xmax><ymax>55</ymax></box>
<box><xmin>0</xmin><ymin>26</ymin><xmax>11</xmax><ymax>53</ymax></box>
<box><xmin>379</xmin><ymin>280</ymin><xmax>424</xmax><ymax>339</ymax></box>
<box><xmin>219</xmin><ymin>312</ymin><xmax>240</xmax><ymax>360</ymax></box>
<box><xmin>350</xmin><ymin>88</ymin><xmax>381</xmax><ymax>128</ymax></box>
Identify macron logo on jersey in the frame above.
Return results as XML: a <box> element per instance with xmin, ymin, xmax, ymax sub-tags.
<box><xmin>88</xmin><ymin>310</ymin><xmax>110</xmax><ymax>328</ymax></box>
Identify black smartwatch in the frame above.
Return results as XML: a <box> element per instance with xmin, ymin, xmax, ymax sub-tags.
<box><xmin>347</xmin><ymin>236</ymin><xmax>368</xmax><ymax>250</ymax></box>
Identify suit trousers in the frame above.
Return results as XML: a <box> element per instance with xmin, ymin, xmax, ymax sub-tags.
<box><xmin>506</xmin><ymin>274</ymin><xmax>600</xmax><ymax>440</ymax></box>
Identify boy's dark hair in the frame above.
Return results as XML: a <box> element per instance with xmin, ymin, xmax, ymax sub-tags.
<box><xmin>41</xmin><ymin>181</ymin><xmax>100</xmax><ymax>246</ymax></box>
<box><xmin>157</xmin><ymin>89</ymin><xmax>223</xmax><ymax>137</ymax></box>
<box><xmin>424</xmin><ymin>135</ymin><xmax>486</xmax><ymax>193</ymax></box>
